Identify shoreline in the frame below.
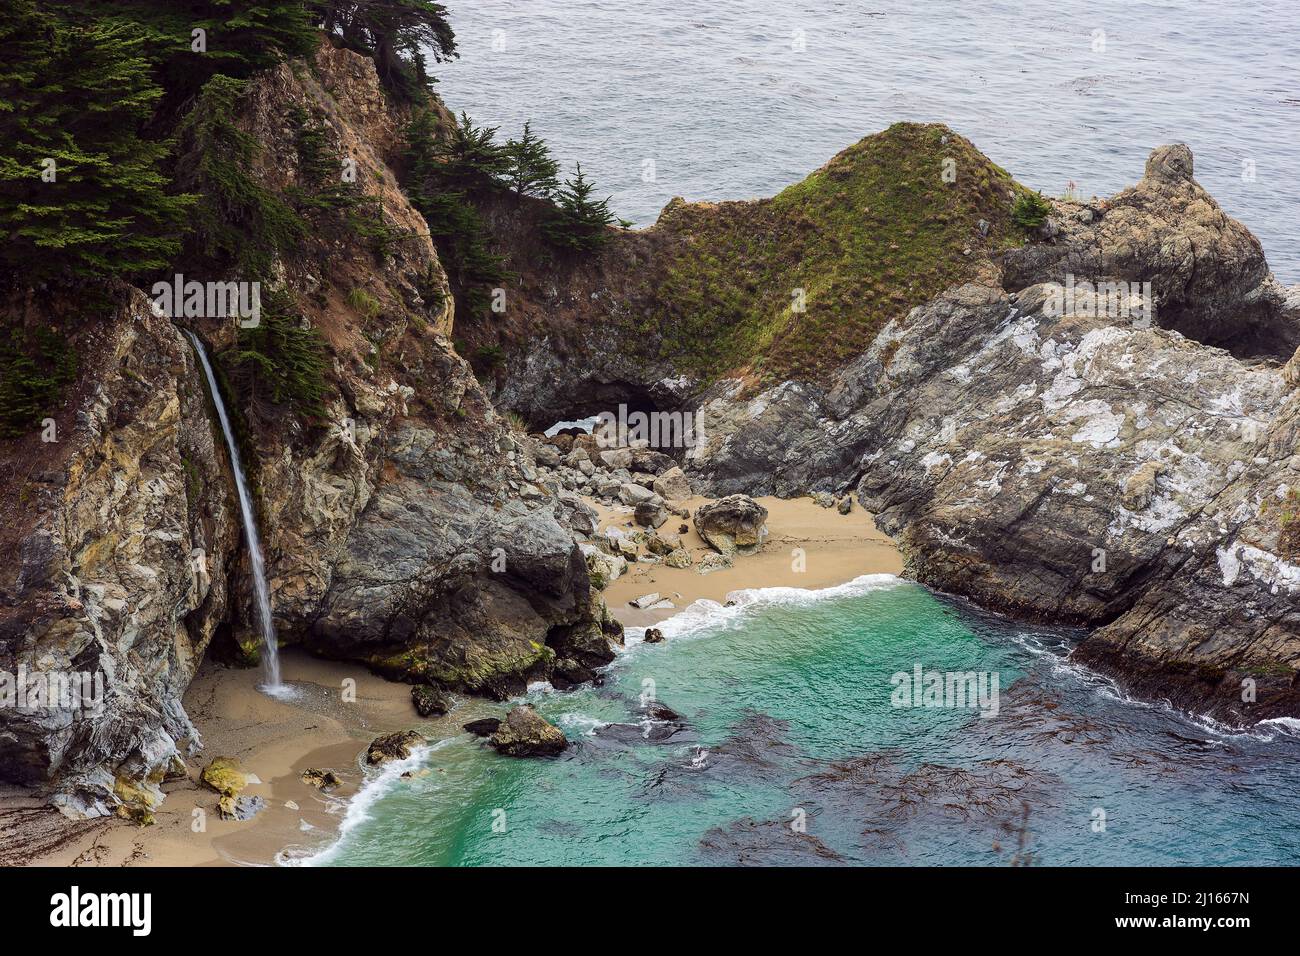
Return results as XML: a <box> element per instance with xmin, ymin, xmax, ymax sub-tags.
<box><xmin>12</xmin><ymin>496</ymin><xmax>902</xmax><ymax>867</ymax></box>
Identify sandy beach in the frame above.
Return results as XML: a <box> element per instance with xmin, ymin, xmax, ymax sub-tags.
<box><xmin>9</xmin><ymin>495</ymin><xmax>901</xmax><ymax>867</ymax></box>
<box><xmin>600</xmin><ymin>496</ymin><xmax>903</xmax><ymax>628</ymax></box>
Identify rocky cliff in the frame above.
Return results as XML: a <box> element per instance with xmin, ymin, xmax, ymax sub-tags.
<box><xmin>475</xmin><ymin>138</ymin><xmax>1300</xmax><ymax>725</ymax></box>
<box><xmin>0</xmin><ymin>45</ymin><xmax>613</xmax><ymax>818</ymax></box>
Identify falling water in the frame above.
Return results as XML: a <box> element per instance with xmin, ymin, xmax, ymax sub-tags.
<box><xmin>184</xmin><ymin>330</ymin><xmax>287</xmax><ymax>696</ymax></box>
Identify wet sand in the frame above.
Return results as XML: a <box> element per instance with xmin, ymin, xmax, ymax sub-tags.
<box><xmin>599</xmin><ymin>495</ymin><xmax>903</xmax><ymax>628</ymax></box>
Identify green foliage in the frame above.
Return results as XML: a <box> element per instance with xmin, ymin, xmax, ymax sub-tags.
<box><xmin>347</xmin><ymin>287</ymin><xmax>382</xmax><ymax>319</ymax></box>
<box><xmin>1012</xmin><ymin>189</ymin><xmax>1053</xmax><ymax>229</ymax></box>
<box><xmin>174</xmin><ymin>75</ymin><xmax>307</xmax><ymax>277</ymax></box>
<box><xmin>544</xmin><ymin>163</ymin><xmax>615</xmax><ymax>252</ymax></box>
<box><xmin>0</xmin><ymin>0</ymin><xmax>194</xmax><ymax>282</ymax></box>
<box><xmin>221</xmin><ymin>290</ymin><xmax>331</xmax><ymax>422</ymax></box>
<box><xmin>503</xmin><ymin>121</ymin><xmax>559</xmax><ymax>197</ymax></box>
<box><xmin>641</xmin><ymin>123</ymin><xmax>1025</xmax><ymax>385</ymax></box>
<box><xmin>0</xmin><ymin>325</ymin><xmax>78</xmax><ymax>439</ymax></box>
<box><xmin>311</xmin><ymin>0</ymin><xmax>458</xmax><ymax>99</ymax></box>
<box><xmin>402</xmin><ymin>110</ymin><xmax>507</xmax><ymax>297</ymax></box>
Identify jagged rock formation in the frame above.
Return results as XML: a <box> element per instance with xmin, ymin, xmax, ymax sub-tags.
<box><xmin>0</xmin><ymin>287</ymin><xmax>239</xmax><ymax>818</ymax></box>
<box><xmin>480</xmin><ymin>131</ymin><xmax>1300</xmax><ymax>725</ymax></box>
<box><xmin>0</xmin><ymin>45</ymin><xmax>615</xmax><ymax>816</ymax></box>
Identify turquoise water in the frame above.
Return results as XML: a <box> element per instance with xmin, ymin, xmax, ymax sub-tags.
<box><xmin>298</xmin><ymin>577</ymin><xmax>1300</xmax><ymax>866</ymax></box>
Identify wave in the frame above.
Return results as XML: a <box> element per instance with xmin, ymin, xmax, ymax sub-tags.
<box><xmin>622</xmin><ymin>572</ymin><xmax>908</xmax><ymax>647</ymax></box>
<box><xmin>277</xmin><ymin>739</ymin><xmax>450</xmax><ymax>867</ymax></box>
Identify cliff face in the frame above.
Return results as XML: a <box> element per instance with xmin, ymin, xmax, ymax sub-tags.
<box><xmin>0</xmin><ymin>288</ymin><xmax>239</xmax><ymax>818</ymax></box>
<box><xmin>479</xmin><ymin>138</ymin><xmax>1300</xmax><ymax>724</ymax></box>
<box><xmin>0</xmin><ymin>45</ymin><xmax>612</xmax><ymax>817</ymax></box>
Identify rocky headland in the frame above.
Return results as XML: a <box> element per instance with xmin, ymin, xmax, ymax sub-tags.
<box><xmin>3</xmin><ymin>30</ymin><xmax>1299</xmax><ymax>833</ymax></box>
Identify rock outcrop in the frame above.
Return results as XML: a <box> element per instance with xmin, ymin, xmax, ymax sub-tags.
<box><xmin>477</xmin><ymin>131</ymin><xmax>1300</xmax><ymax>724</ymax></box>
<box><xmin>487</xmin><ymin>704</ymin><xmax>567</xmax><ymax>757</ymax></box>
<box><xmin>0</xmin><ymin>44</ymin><xmax>618</xmax><ymax>816</ymax></box>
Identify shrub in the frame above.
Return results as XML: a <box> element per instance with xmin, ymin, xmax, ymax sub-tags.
<box><xmin>1012</xmin><ymin>190</ymin><xmax>1053</xmax><ymax>230</ymax></box>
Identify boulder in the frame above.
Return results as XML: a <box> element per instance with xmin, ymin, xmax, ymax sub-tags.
<box><xmin>630</xmin><ymin>592</ymin><xmax>662</xmax><ymax>609</ymax></box>
<box><xmin>619</xmin><ymin>482</ymin><xmax>657</xmax><ymax>506</ymax></box>
<box><xmin>488</xmin><ymin>705</ymin><xmax>568</xmax><ymax>757</ymax></box>
<box><xmin>581</xmin><ymin>543</ymin><xmax>628</xmax><ymax>590</ymax></box>
<box><xmin>643</xmin><ymin>628</ymin><xmax>665</xmax><ymax>644</ymax></box>
<box><xmin>664</xmin><ymin>548</ymin><xmax>693</xmax><ymax>569</ymax></box>
<box><xmin>698</xmin><ymin>553</ymin><xmax>734</xmax><ymax>574</ymax></box>
<box><xmin>463</xmin><ymin>718</ymin><xmax>501</xmax><ymax>737</ymax></box>
<box><xmin>652</xmin><ymin>466</ymin><xmax>692</xmax><ymax>501</ymax></box>
<box><xmin>412</xmin><ymin>685</ymin><xmax>451</xmax><ymax>718</ymax></box>
<box><xmin>599</xmin><ymin>448</ymin><xmax>634</xmax><ymax>470</ymax></box>
<box><xmin>837</xmin><ymin>495</ymin><xmax>853</xmax><ymax>515</ymax></box>
<box><xmin>301</xmin><ymin>768</ymin><xmax>342</xmax><ymax>791</ymax></box>
<box><xmin>695</xmin><ymin>495</ymin><xmax>769</xmax><ymax>555</ymax></box>
<box><xmin>634</xmin><ymin>496</ymin><xmax>669</xmax><ymax>529</ymax></box>
<box><xmin>366</xmin><ymin>730</ymin><xmax>426</xmax><ymax>765</ymax></box>
<box><xmin>631</xmin><ymin>447</ymin><xmax>676</xmax><ymax>474</ymax></box>
<box><xmin>532</xmin><ymin>442</ymin><xmax>561</xmax><ymax>468</ymax></box>
<box><xmin>647</xmin><ymin>531</ymin><xmax>681</xmax><ymax>555</ymax></box>
<box><xmin>201</xmin><ymin>757</ymin><xmax>247</xmax><ymax>798</ymax></box>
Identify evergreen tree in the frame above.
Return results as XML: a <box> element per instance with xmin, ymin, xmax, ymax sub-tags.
<box><xmin>544</xmin><ymin>164</ymin><xmax>616</xmax><ymax>252</ymax></box>
<box><xmin>436</xmin><ymin>112</ymin><xmax>510</xmax><ymax>191</ymax></box>
<box><xmin>504</xmin><ymin>121</ymin><xmax>559</xmax><ymax>198</ymax></box>
<box><xmin>0</xmin><ymin>0</ymin><xmax>193</xmax><ymax>282</ymax></box>
<box><xmin>311</xmin><ymin>0</ymin><xmax>457</xmax><ymax>98</ymax></box>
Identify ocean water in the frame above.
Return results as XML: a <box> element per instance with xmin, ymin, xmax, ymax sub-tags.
<box><xmin>431</xmin><ymin>0</ymin><xmax>1300</xmax><ymax>283</ymax></box>
<box><xmin>294</xmin><ymin>576</ymin><xmax>1300</xmax><ymax>866</ymax></box>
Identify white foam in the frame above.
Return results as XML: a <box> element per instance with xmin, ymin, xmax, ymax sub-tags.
<box><xmin>281</xmin><ymin>739</ymin><xmax>450</xmax><ymax>867</ymax></box>
<box><xmin>623</xmin><ymin>573</ymin><xmax>907</xmax><ymax>647</ymax></box>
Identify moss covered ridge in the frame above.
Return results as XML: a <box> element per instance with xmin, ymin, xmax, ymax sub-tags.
<box><xmin>633</xmin><ymin>122</ymin><xmax>1025</xmax><ymax>385</ymax></box>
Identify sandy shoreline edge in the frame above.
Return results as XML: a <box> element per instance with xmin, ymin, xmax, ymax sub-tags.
<box><xmin>11</xmin><ymin>496</ymin><xmax>901</xmax><ymax>867</ymax></box>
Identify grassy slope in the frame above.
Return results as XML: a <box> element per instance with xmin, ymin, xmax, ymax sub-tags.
<box><xmin>628</xmin><ymin>122</ymin><xmax>1028</xmax><ymax>386</ymax></box>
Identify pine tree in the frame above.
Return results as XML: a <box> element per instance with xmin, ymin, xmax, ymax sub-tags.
<box><xmin>504</xmin><ymin>121</ymin><xmax>559</xmax><ymax>198</ymax></box>
<box><xmin>0</xmin><ymin>0</ymin><xmax>194</xmax><ymax>282</ymax></box>
<box><xmin>544</xmin><ymin>164</ymin><xmax>616</xmax><ymax>252</ymax></box>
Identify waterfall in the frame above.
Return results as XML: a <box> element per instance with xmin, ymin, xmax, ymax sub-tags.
<box><xmin>184</xmin><ymin>330</ymin><xmax>288</xmax><ymax>696</ymax></box>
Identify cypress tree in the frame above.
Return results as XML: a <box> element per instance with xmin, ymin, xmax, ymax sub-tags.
<box><xmin>504</xmin><ymin>121</ymin><xmax>560</xmax><ymax>198</ymax></box>
<box><xmin>545</xmin><ymin>164</ymin><xmax>616</xmax><ymax>252</ymax></box>
<box><xmin>0</xmin><ymin>0</ymin><xmax>193</xmax><ymax>282</ymax></box>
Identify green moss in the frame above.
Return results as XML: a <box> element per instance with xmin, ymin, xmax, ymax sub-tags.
<box><xmin>636</xmin><ymin>122</ymin><xmax>1025</xmax><ymax>386</ymax></box>
<box><xmin>368</xmin><ymin>641</ymin><xmax>554</xmax><ymax>694</ymax></box>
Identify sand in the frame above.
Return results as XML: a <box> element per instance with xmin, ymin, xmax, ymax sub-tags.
<box><xmin>600</xmin><ymin>495</ymin><xmax>903</xmax><ymax>627</ymax></box>
<box><xmin>8</xmin><ymin>495</ymin><xmax>901</xmax><ymax>867</ymax></box>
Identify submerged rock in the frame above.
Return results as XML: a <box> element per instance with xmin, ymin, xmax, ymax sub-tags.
<box><xmin>643</xmin><ymin>628</ymin><xmax>666</xmax><ymax>644</ymax></box>
<box><xmin>488</xmin><ymin>705</ymin><xmax>568</xmax><ymax>757</ymax></box>
<box><xmin>412</xmin><ymin>685</ymin><xmax>451</xmax><ymax>718</ymax></box>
